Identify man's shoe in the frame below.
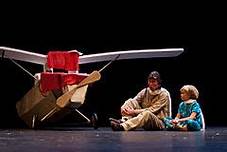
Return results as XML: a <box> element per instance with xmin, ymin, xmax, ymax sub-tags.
<box><xmin>109</xmin><ymin>118</ymin><xmax>122</xmax><ymax>124</ymax></box>
<box><xmin>110</xmin><ymin>120</ymin><xmax>124</xmax><ymax>131</ymax></box>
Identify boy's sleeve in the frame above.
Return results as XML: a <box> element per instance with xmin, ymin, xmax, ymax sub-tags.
<box><xmin>192</xmin><ymin>102</ymin><xmax>201</xmax><ymax>114</ymax></box>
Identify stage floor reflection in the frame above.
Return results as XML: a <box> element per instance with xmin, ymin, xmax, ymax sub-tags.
<box><xmin>0</xmin><ymin>127</ymin><xmax>227</xmax><ymax>151</ymax></box>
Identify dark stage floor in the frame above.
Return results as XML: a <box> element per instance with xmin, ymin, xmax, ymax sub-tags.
<box><xmin>0</xmin><ymin>127</ymin><xmax>227</xmax><ymax>152</ymax></box>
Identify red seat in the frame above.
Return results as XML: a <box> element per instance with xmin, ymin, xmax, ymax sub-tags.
<box><xmin>39</xmin><ymin>51</ymin><xmax>88</xmax><ymax>94</ymax></box>
<box><xmin>47</xmin><ymin>51</ymin><xmax>80</xmax><ymax>71</ymax></box>
<box><xmin>40</xmin><ymin>72</ymin><xmax>88</xmax><ymax>94</ymax></box>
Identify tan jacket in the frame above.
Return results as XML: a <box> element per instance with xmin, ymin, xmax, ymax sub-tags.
<box><xmin>133</xmin><ymin>87</ymin><xmax>171</xmax><ymax>119</ymax></box>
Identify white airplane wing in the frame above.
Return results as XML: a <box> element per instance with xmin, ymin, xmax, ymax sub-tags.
<box><xmin>0</xmin><ymin>46</ymin><xmax>46</xmax><ymax>65</ymax></box>
<box><xmin>0</xmin><ymin>46</ymin><xmax>184</xmax><ymax>65</ymax></box>
<box><xmin>79</xmin><ymin>48</ymin><xmax>184</xmax><ymax>64</ymax></box>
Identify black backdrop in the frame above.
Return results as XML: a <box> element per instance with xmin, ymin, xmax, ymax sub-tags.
<box><xmin>0</xmin><ymin>6</ymin><xmax>225</xmax><ymax>128</ymax></box>
<box><xmin>0</xmin><ymin>38</ymin><xmax>225</xmax><ymax>128</ymax></box>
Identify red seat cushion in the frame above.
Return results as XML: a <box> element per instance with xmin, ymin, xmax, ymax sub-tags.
<box><xmin>40</xmin><ymin>72</ymin><xmax>88</xmax><ymax>94</ymax></box>
<box><xmin>47</xmin><ymin>51</ymin><xmax>80</xmax><ymax>71</ymax></box>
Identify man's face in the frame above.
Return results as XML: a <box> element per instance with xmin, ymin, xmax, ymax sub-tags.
<box><xmin>148</xmin><ymin>79</ymin><xmax>160</xmax><ymax>91</ymax></box>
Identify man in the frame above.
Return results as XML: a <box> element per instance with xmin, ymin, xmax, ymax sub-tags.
<box><xmin>109</xmin><ymin>71</ymin><xmax>171</xmax><ymax>131</ymax></box>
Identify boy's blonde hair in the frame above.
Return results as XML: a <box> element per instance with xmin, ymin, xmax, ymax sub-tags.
<box><xmin>180</xmin><ymin>85</ymin><xmax>199</xmax><ymax>99</ymax></box>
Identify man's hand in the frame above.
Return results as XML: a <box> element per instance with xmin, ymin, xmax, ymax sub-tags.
<box><xmin>121</xmin><ymin>107</ymin><xmax>136</xmax><ymax>116</ymax></box>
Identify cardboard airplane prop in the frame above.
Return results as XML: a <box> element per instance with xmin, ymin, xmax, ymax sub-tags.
<box><xmin>0</xmin><ymin>46</ymin><xmax>184</xmax><ymax>129</ymax></box>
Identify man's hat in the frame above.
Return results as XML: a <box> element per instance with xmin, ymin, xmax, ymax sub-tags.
<box><xmin>148</xmin><ymin>71</ymin><xmax>162</xmax><ymax>84</ymax></box>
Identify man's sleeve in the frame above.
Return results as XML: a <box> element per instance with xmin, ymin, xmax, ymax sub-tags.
<box><xmin>133</xmin><ymin>88</ymin><xmax>146</xmax><ymax>104</ymax></box>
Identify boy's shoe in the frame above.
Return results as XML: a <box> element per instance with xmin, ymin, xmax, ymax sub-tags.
<box><xmin>163</xmin><ymin>118</ymin><xmax>173</xmax><ymax>129</ymax></box>
<box><xmin>175</xmin><ymin>124</ymin><xmax>188</xmax><ymax>131</ymax></box>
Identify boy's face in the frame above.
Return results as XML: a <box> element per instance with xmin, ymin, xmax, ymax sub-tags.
<box><xmin>148</xmin><ymin>79</ymin><xmax>160</xmax><ymax>91</ymax></box>
<box><xmin>180</xmin><ymin>91</ymin><xmax>190</xmax><ymax>101</ymax></box>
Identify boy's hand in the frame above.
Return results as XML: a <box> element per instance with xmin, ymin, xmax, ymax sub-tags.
<box><xmin>171</xmin><ymin>119</ymin><xmax>179</xmax><ymax>124</ymax></box>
